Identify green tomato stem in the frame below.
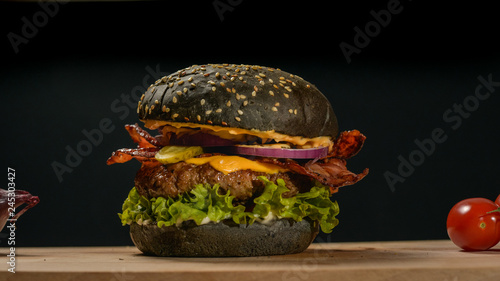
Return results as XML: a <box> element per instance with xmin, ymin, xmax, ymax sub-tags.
<box><xmin>486</xmin><ymin>207</ymin><xmax>500</xmax><ymax>214</ymax></box>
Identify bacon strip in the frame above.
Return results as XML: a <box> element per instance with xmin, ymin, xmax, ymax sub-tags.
<box><xmin>106</xmin><ymin>124</ymin><xmax>164</xmax><ymax>165</ymax></box>
<box><xmin>329</xmin><ymin>130</ymin><xmax>366</xmax><ymax>159</ymax></box>
<box><xmin>257</xmin><ymin>157</ymin><xmax>368</xmax><ymax>193</ymax></box>
<box><xmin>125</xmin><ymin>123</ymin><xmax>162</xmax><ymax>148</ymax></box>
<box><xmin>106</xmin><ymin>147</ymin><xmax>161</xmax><ymax>165</ymax></box>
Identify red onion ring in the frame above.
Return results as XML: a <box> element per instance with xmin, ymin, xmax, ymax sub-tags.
<box><xmin>167</xmin><ymin>132</ymin><xmax>328</xmax><ymax>159</ymax></box>
<box><xmin>226</xmin><ymin>145</ymin><xmax>328</xmax><ymax>159</ymax></box>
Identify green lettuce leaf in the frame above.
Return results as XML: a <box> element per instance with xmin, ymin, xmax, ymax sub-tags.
<box><xmin>118</xmin><ymin>177</ymin><xmax>340</xmax><ymax>233</ymax></box>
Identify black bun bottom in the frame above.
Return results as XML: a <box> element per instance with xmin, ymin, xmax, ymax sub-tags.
<box><xmin>130</xmin><ymin>218</ymin><xmax>319</xmax><ymax>257</ymax></box>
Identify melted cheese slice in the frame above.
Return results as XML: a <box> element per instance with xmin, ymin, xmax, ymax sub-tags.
<box><xmin>185</xmin><ymin>155</ymin><xmax>288</xmax><ymax>175</ymax></box>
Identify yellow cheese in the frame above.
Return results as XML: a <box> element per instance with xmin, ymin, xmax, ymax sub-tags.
<box><xmin>142</xmin><ymin>120</ymin><xmax>334</xmax><ymax>151</ymax></box>
<box><xmin>184</xmin><ymin>155</ymin><xmax>288</xmax><ymax>175</ymax></box>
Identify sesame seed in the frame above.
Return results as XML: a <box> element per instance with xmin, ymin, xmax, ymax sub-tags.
<box><xmin>235</xmin><ymin>116</ymin><xmax>241</xmax><ymax>122</ymax></box>
<box><xmin>259</xmin><ymin>73</ymin><xmax>266</xmax><ymax>77</ymax></box>
<box><xmin>260</xmin><ymin>80</ymin><xmax>265</xmax><ymax>85</ymax></box>
<box><xmin>239</xmin><ymin>77</ymin><xmax>244</xmax><ymax>81</ymax></box>
<box><xmin>207</xmin><ymin>120</ymin><xmax>213</xmax><ymax>124</ymax></box>
<box><xmin>236</xmin><ymin>93</ymin><xmax>241</xmax><ymax>100</ymax></box>
<box><xmin>166</xmin><ymin>107</ymin><xmax>170</xmax><ymax>112</ymax></box>
<box><xmin>269</xmin><ymin>90</ymin><xmax>274</xmax><ymax>96</ymax></box>
<box><xmin>284</xmin><ymin>93</ymin><xmax>289</xmax><ymax>98</ymax></box>
<box><xmin>154</xmin><ymin>99</ymin><xmax>159</xmax><ymax>104</ymax></box>
<box><xmin>269</xmin><ymin>79</ymin><xmax>273</xmax><ymax>83</ymax></box>
<box><xmin>216</xmin><ymin>108</ymin><xmax>222</xmax><ymax>113</ymax></box>
<box><xmin>205</xmin><ymin>110</ymin><xmax>212</xmax><ymax>115</ymax></box>
<box><xmin>176</xmin><ymin>91</ymin><xmax>182</xmax><ymax>96</ymax></box>
<box><xmin>253</xmin><ymin>86</ymin><xmax>259</xmax><ymax>92</ymax></box>
<box><xmin>197</xmin><ymin>115</ymin><xmax>201</xmax><ymax>121</ymax></box>
<box><xmin>183</xmin><ymin>87</ymin><xmax>188</xmax><ymax>93</ymax></box>
<box><xmin>252</xmin><ymin>91</ymin><xmax>256</xmax><ymax>96</ymax></box>
<box><xmin>243</xmin><ymin>101</ymin><xmax>248</xmax><ymax>106</ymax></box>
<box><xmin>188</xmin><ymin>77</ymin><xmax>193</xmax><ymax>82</ymax></box>
<box><xmin>237</xmin><ymin>110</ymin><xmax>243</xmax><ymax>115</ymax></box>
<box><xmin>272</xmin><ymin>107</ymin><xmax>278</xmax><ymax>112</ymax></box>
<box><xmin>216</xmin><ymin>72</ymin><xmax>220</xmax><ymax>78</ymax></box>
<box><xmin>232</xmin><ymin>88</ymin><xmax>236</xmax><ymax>93</ymax></box>
<box><xmin>275</xmin><ymin>102</ymin><xmax>280</xmax><ymax>106</ymax></box>
<box><xmin>184</xmin><ymin>117</ymin><xmax>190</xmax><ymax>122</ymax></box>
<box><xmin>208</xmin><ymin>81</ymin><xmax>216</xmax><ymax>85</ymax></box>
<box><xmin>173</xmin><ymin>96</ymin><xmax>178</xmax><ymax>103</ymax></box>
<box><xmin>226</xmin><ymin>88</ymin><xmax>232</xmax><ymax>93</ymax></box>
<box><xmin>200</xmin><ymin>99</ymin><xmax>206</xmax><ymax>105</ymax></box>
<box><xmin>212</xmin><ymin>86</ymin><xmax>216</xmax><ymax>92</ymax></box>
<box><xmin>226</xmin><ymin>101</ymin><xmax>231</xmax><ymax>107</ymax></box>
<box><xmin>140</xmin><ymin>94</ymin><xmax>145</xmax><ymax>101</ymax></box>
<box><xmin>172</xmin><ymin>113</ymin><xmax>179</xmax><ymax>119</ymax></box>
<box><xmin>240</xmin><ymin>94</ymin><xmax>246</xmax><ymax>99</ymax></box>
<box><xmin>273</xmin><ymin>84</ymin><xmax>279</xmax><ymax>89</ymax></box>
<box><xmin>294</xmin><ymin>109</ymin><xmax>298</xmax><ymax>115</ymax></box>
<box><xmin>178</xmin><ymin>80</ymin><xmax>184</xmax><ymax>86</ymax></box>
<box><xmin>169</xmin><ymin>82</ymin><xmax>174</xmax><ymax>88</ymax></box>
<box><xmin>220</xmin><ymin>82</ymin><xmax>225</xmax><ymax>87</ymax></box>
<box><xmin>191</xmin><ymin>83</ymin><xmax>196</xmax><ymax>88</ymax></box>
<box><xmin>306</xmin><ymin>84</ymin><xmax>310</xmax><ymax>88</ymax></box>
<box><xmin>280</xmin><ymin>77</ymin><xmax>285</xmax><ymax>80</ymax></box>
<box><xmin>288</xmin><ymin>109</ymin><xmax>293</xmax><ymax>114</ymax></box>
<box><xmin>222</xmin><ymin>121</ymin><xmax>228</xmax><ymax>126</ymax></box>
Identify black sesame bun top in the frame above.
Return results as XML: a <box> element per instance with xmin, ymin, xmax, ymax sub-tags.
<box><xmin>138</xmin><ymin>64</ymin><xmax>338</xmax><ymax>139</ymax></box>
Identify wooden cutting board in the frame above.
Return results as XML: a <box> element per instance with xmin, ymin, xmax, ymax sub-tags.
<box><xmin>1</xmin><ymin>240</ymin><xmax>499</xmax><ymax>281</ymax></box>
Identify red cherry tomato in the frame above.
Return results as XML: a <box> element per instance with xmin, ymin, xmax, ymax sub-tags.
<box><xmin>447</xmin><ymin>198</ymin><xmax>500</xmax><ymax>251</ymax></box>
<box><xmin>495</xmin><ymin>194</ymin><xmax>500</xmax><ymax>207</ymax></box>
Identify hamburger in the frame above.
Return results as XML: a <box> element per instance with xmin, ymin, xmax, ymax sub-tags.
<box><xmin>107</xmin><ymin>63</ymin><xmax>368</xmax><ymax>257</ymax></box>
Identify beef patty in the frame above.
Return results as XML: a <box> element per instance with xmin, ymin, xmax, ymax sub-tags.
<box><xmin>134</xmin><ymin>162</ymin><xmax>313</xmax><ymax>203</ymax></box>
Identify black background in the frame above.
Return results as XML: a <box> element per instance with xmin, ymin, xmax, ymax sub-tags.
<box><xmin>1</xmin><ymin>0</ymin><xmax>499</xmax><ymax>247</ymax></box>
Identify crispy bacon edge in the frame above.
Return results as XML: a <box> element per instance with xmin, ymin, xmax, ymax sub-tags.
<box><xmin>106</xmin><ymin>124</ymin><xmax>163</xmax><ymax>165</ymax></box>
<box><xmin>106</xmin><ymin>124</ymin><xmax>369</xmax><ymax>192</ymax></box>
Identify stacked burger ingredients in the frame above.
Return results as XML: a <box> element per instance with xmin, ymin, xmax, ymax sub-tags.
<box><xmin>107</xmin><ymin>64</ymin><xmax>368</xmax><ymax>256</ymax></box>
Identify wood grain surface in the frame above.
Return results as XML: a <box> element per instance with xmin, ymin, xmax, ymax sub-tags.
<box><xmin>1</xmin><ymin>240</ymin><xmax>499</xmax><ymax>281</ymax></box>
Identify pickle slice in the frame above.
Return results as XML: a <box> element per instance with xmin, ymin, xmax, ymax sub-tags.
<box><xmin>155</xmin><ymin>146</ymin><xmax>204</xmax><ymax>164</ymax></box>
